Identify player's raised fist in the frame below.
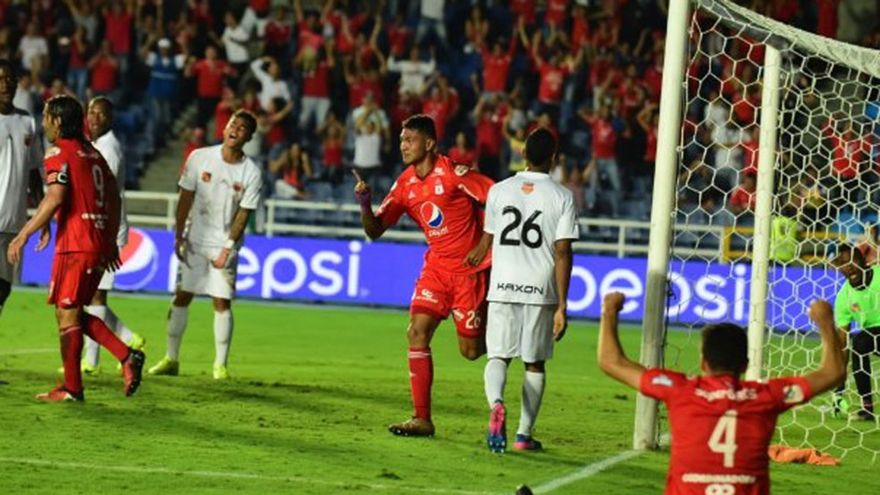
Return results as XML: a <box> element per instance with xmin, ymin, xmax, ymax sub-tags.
<box><xmin>808</xmin><ymin>299</ymin><xmax>833</xmax><ymax>324</ymax></box>
<box><xmin>603</xmin><ymin>292</ymin><xmax>625</xmax><ymax>312</ymax></box>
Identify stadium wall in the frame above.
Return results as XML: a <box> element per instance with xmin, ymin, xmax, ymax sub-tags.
<box><xmin>21</xmin><ymin>227</ymin><xmax>840</xmax><ymax>329</ymax></box>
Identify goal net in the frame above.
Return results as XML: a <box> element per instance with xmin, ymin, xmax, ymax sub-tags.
<box><xmin>640</xmin><ymin>0</ymin><xmax>880</xmax><ymax>459</ymax></box>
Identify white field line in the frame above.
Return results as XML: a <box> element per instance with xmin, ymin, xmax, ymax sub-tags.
<box><xmin>532</xmin><ymin>434</ymin><xmax>671</xmax><ymax>494</ymax></box>
<box><xmin>0</xmin><ymin>456</ymin><xmax>498</xmax><ymax>495</ymax></box>
<box><xmin>0</xmin><ymin>348</ymin><xmax>55</xmax><ymax>356</ymax></box>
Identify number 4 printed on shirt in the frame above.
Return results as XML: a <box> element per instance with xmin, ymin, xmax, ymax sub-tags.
<box><xmin>708</xmin><ymin>409</ymin><xmax>738</xmax><ymax>468</ymax></box>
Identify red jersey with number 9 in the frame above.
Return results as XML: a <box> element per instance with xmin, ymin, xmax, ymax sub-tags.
<box><xmin>376</xmin><ymin>154</ymin><xmax>494</xmax><ymax>274</ymax></box>
<box><xmin>639</xmin><ymin>369</ymin><xmax>813</xmax><ymax>495</ymax></box>
<box><xmin>44</xmin><ymin>138</ymin><xmax>119</xmax><ymax>255</ymax></box>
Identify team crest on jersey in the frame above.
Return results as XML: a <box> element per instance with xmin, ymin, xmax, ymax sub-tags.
<box><xmin>233</xmin><ymin>182</ymin><xmax>243</xmax><ymax>192</ymax></box>
<box><xmin>420</xmin><ymin>202</ymin><xmax>444</xmax><ymax>228</ymax></box>
<box><xmin>521</xmin><ymin>182</ymin><xmax>534</xmax><ymax>194</ymax></box>
<box><xmin>44</xmin><ymin>146</ymin><xmax>60</xmax><ymax>158</ymax></box>
<box><xmin>201</xmin><ymin>171</ymin><xmax>212</xmax><ymax>183</ymax></box>
<box><xmin>24</xmin><ymin>133</ymin><xmax>33</xmax><ymax>147</ymax></box>
<box><xmin>851</xmin><ymin>303</ymin><xmax>861</xmax><ymax>313</ymax></box>
<box><xmin>434</xmin><ymin>181</ymin><xmax>444</xmax><ymax>195</ymax></box>
<box><xmin>454</xmin><ymin>164</ymin><xmax>470</xmax><ymax>176</ymax></box>
<box><xmin>651</xmin><ymin>374</ymin><xmax>673</xmax><ymax>387</ymax></box>
<box><xmin>432</xmin><ymin>166</ymin><xmax>445</xmax><ymax>176</ymax></box>
<box><xmin>408</xmin><ymin>191</ymin><xmax>416</xmax><ymax>200</ymax></box>
<box><xmin>782</xmin><ymin>384</ymin><xmax>805</xmax><ymax>404</ymax></box>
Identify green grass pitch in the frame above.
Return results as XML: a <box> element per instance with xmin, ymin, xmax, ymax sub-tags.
<box><xmin>0</xmin><ymin>289</ymin><xmax>876</xmax><ymax>494</ymax></box>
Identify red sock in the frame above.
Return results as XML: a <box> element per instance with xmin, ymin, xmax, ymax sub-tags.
<box><xmin>83</xmin><ymin>314</ymin><xmax>129</xmax><ymax>361</ymax></box>
<box><xmin>60</xmin><ymin>325</ymin><xmax>84</xmax><ymax>394</ymax></box>
<box><xmin>408</xmin><ymin>347</ymin><xmax>433</xmax><ymax>420</ymax></box>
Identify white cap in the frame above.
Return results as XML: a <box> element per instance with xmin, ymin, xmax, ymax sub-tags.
<box><xmin>158</xmin><ymin>38</ymin><xmax>172</xmax><ymax>49</ymax></box>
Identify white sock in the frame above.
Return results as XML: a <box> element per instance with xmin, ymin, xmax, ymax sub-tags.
<box><xmin>167</xmin><ymin>305</ymin><xmax>189</xmax><ymax>360</ymax></box>
<box><xmin>83</xmin><ymin>336</ymin><xmax>100</xmax><ymax>367</ymax></box>
<box><xmin>484</xmin><ymin>358</ymin><xmax>508</xmax><ymax>408</ymax></box>
<box><xmin>83</xmin><ymin>305</ymin><xmax>108</xmax><ymax>366</ymax></box>
<box><xmin>105</xmin><ymin>306</ymin><xmax>134</xmax><ymax>343</ymax></box>
<box><xmin>518</xmin><ymin>371</ymin><xmax>546</xmax><ymax>437</ymax></box>
<box><xmin>213</xmin><ymin>310</ymin><xmax>233</xmax><ymax>366</ymax></box>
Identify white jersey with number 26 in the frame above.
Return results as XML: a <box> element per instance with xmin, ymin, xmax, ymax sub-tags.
<box><xmin>485</xmin><ymin>171</ymin><xmax>579</xmax><ymax>305</ymax></box>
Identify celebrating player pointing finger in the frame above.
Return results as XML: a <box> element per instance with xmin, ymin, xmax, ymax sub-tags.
<box><xmin>354</xmin><ymin>114</ymin><xmax>494</xmax><ymax>437</ymax></box>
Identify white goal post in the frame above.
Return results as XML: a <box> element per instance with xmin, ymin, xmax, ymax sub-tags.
<box><xmin>636</xmin><ymin>0</ymin><xmax>880</xmax><ymax>456</ymax></box>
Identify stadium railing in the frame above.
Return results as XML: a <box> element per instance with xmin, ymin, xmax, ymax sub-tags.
<box><xmin>110</xmin><ymin>194</ymin><xmax>726</xmax><ymax>259</ymax></box>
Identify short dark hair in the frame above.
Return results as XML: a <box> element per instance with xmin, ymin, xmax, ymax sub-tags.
<box><xmin>701</xmin><ymin>323</ymin><xmax>748</xmax><ymax>375</ymax></box>
<box><xmin>0</xmin><ymin>59</ymin><xmax>17</xmax><ymax>79</ymax></box>
<box><xmin>402</xmin><ymin>114</ymin><xmax>437</xmax><ymax>142</ymax></box>
<box><xmin>524</xmin><ymin>128</ymin><xmax>557</xmax><ymax>169</ymax></box>
<box><xmin>231</xmin><ymin>109</ymin><xmax>257</xmax><ymax>136</ymax></box>
<box><xmin>833</xmin><ymin>243</ymin><xmax>863</xmax><ymax>265</ymax></box>
<box><xmin>88</xmin><ymin>95</ymin><xmax>114</xmax><ymax>114</ymax></box>
<box><xmin>45</xmin><ymin>95</ymin><xmax>85</xmax><ymax>139</ymax></box>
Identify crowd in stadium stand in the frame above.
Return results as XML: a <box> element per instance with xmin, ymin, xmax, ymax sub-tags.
<box><xmin>3</xmin><ymin>0</ymin><xmax>878</xmax><ymax>223</ymax></box>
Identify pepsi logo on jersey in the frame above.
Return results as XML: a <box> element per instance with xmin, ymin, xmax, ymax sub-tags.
<box><xmin>420</xmin><ymin>202</ymin><xmax>444</xmax><ymax>229</ymax></box>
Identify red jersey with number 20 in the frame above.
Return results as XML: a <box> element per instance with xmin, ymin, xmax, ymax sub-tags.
<box><xmin>639</xmin><ymin>369</ymin><xmax>813</xmax><ymax>495</ymax></box>
<box><xmin>376</xmin><ymin>155</ymin><xmax>494</xmax><ymax>274</ymax></box>
<box><xmin>44</xmin><ymin>138</ymin><xmax>119</xmax><ymax>255</ymax></box>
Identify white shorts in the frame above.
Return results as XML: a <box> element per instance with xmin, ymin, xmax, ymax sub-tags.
<box><xmin>176</xmin><ymin>248</ymin><xmax>237</xmax><ymax>300</ymax></box>
<box><xmin>0</xmin><ymin>233</ymin><xmax>15</xmax><ymax>282</ymax></box>
<box><xmin>486</xmin><ymin>301</ymin><xmax>555</xmax><ymax>363</ymax></box>
<box><xmin>98</xmin><ymin>269</ymin><xmax>115</xmax><ymax>291</ymax></box>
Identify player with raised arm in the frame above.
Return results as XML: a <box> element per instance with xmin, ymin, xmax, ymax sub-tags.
<box><xmin>77</xmin><ymin>96</ymin><xmax>146</xmax><ymax>374</ymax></box>
<box><xmin>6</xmin><ymin>95</ymin><xmax>145</xmax><ymax>401</ymax></box>
<box><xmin>354</xmin><ymin>114</ymin><xmax>494</xmax><ymax>437</ymax></box>
<box><xmin>465</xmin><ymin>128</ymin><xmax>578</xmax><ymax>452</ymax></box>
<box><xmin>148</xmin><ymin>110</ymin><xmax>262</xmax><ymax>380</ymax></box>
<box><xmin>598</xmin><ymin>292</ymin><xmax>846</xmax><ymax>494</ymax></box>
<box><xmin>0</xmin><ymin>59</ymin><xmax>44</xmax><ymax>320</ymax></box>
<box><xmin>830</xmin><ymin>243</ymin><xmax>880</xmax><ymax>420</ymax></box>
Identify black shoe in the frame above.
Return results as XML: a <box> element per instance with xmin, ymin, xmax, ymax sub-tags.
<box><xmin>122</xmin><ymin>349</ymin><xmax>145</xmax><ymax>397</ymax></box>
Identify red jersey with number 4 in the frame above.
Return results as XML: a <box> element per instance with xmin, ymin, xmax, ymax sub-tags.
<box><xmin>640</xmin><ymin>369</ymin><xmax>813</xmax><ymax>495</ymax></box>
<box><xmin>44</xmin><ymin>138</ymin><xmax>119</xmax><ymax>255</ymax></box>
<box><xmin>376</xmin><ymin>155</ymin><xmax>493</xmax><ymax>274</ymax></box>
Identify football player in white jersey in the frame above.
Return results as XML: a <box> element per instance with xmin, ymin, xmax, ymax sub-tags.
<box><xmin>0</xmin><ymin>59</ymin><xmax>45</xmax><ymax>318</ymax></box>
<box><xmin>466</xmin><ymin>128</ymin><xmax>579</xmax><ymax>453</ymax></box>
<box><xmin>148</xmin><ymin>110</ymin><xmax>263</xmax><ymax>379</ymax></box>
<box><xmin>77</xmin><ymin>96</ymin><xmax>146</xmax><ymax>373</ymax></box>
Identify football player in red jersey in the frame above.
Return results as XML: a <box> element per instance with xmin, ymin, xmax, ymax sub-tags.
<box><xmin>6</xmin><ymin>95</ymin><xmax>145</xmax><ymax>402</ymax></box>
<box><xmin>354</xmin><ymin>114</ymin><xmax>494</xmax><ymax>437</ymax></box>
<box><xmin>597</xmin><ymin>292</ymin><xmax>846</xmax><ymax>495</ymax></box>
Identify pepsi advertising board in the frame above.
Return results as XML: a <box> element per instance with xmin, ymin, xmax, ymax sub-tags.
<box><xmin>21</xmin><ymin>227</ymin><xmax>843</xmax><ymax>328</ymax></box>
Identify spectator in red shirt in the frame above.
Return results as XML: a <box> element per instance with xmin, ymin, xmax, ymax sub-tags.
<box><xmin>263</xmin><ymin>4</ymin><xmax>294</xmax><ymax>63</ymax></box>
<box><xmin>102</xmin><ymin>1</ymin><xmax>133</xmax><ymax>80</ymax></box>
<box><xmin>529</xmin><ymin>30</ymin><xmax>580</xmax><ymax>123</ymax></box>
<box><xmin>816</xmin><ymin>0</ymin><xmax>841</xmax><ymax>39</ymax></box>
<box><xmin>180</xmin><ymin>126</ymin><xmax>206</xmax><ymax>178</ymax></box>
<box><xmin>422</xmin><ymin>85</ymin><xmax>452</xmax><ymax>145</ymax></box>
<box><xmin>544</xmin><ymin>0</ymin><xmax>569</xmax><ymax>28</ymax></box>
<box><xmin>212</xmin><ymin>87</ymin><xmax>238</xmax><ymax>144</ymax></box>
<box><xmin>63</xmin><ymin>28</ymin><xmax>89</xmax><ymax>101</ymax></box>
<box><xmin>185</xmin><ymin>44</ymin><xmax>235</xmax><ymax>128</ymax></box>
<box><xmin>475</xmin><ymin>35</ymin><xmax>516</xmax><ymax>96</ymax></box>
<box><xmin>636</xmin><ymin>102</ymin><xmax>659</xmax><ymax>196</ymax></box>
<box><xmin>87</xmin><ymin>40</ymin><xmax>118</xmax><ymax>99</ymax></box>
<box><xmin>473</xmin><ymin>94</ymin><xmax>504</xmax><ymax>180</ymax></box>
<box><xmin>448</xmin><ymin>131</ymin><xmax>477</xmax><ymax>169</ymax></box>
<box><xmin>317</xmin><ymin>112</ymin><xmax>346</xmax><ymax>184</ymax></box>
<box><xmin>581</xmin><ymin>104</ymin><xmax>622</xmax><ymax>216</ymax></box>
<box><xmin>298</xmin><ymin>40</ymin><xmax>335</xmax><ymax>133</ymax></box>
<box><xmin>270</xmin><ymin>143</ymin><xmax>314</xmax><ymax>199</ymax></box>
<box><xmin>729</xmin><ymin>170</ymin><xmax>757</xmax><ymax>215</ymax></box>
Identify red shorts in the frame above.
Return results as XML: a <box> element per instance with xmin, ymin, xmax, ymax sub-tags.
<box><xmin>48</xmin><ymin>252</ymin><xmax>105</xmax><ymax>309</ymax></box>
<box><xmin>410</xmin><ymin>265</ymin><xmax>489</xmax><ymax>339</ymax></box>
